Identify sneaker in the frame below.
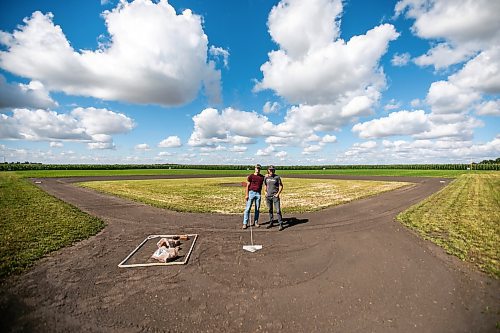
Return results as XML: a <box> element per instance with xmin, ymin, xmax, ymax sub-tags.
<box><xmin>242</xmin><ymin>224</ymin><xmax>248</xmax><ymax>229</ymax></box>
<box><xmin>255</xmin><ymin>221</ymin><xmax>260</xmax><ymax>228</ymax></box>
<box><xmin>266</xmin><ymin>222</ymin><xmax>274</xmax><ymax>229</ymax></box>
<box><xmin>278</xmin><ymin>224</ymin><xmax>284</xmax><ymax>231</ymax></box>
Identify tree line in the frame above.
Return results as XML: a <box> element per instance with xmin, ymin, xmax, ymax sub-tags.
<box><xmin>1</xmin><ymin>162</ymin><xmax>499</xmax><ymax>171</ymax></box>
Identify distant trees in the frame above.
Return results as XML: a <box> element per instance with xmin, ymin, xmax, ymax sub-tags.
<box><xmin>0</xmin><ymin>162</ymin><xmax>499</xmax><ymax>171</ymax></box>
<box><xmin>479</xmin><ymin>157</ymin><xmax>500</xmax><ymax>164</ymax></box>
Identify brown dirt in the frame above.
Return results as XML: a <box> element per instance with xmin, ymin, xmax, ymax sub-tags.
<box><xmin>0</xmin><ymin>175</ymin><xmax>498</xmax><ymax>332</ymax></box>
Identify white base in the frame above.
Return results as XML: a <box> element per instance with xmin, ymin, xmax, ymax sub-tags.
<box><xmin>242</xmin><ymin>245</ymin><xmax>263</xmax><ymax>252</ymax></box>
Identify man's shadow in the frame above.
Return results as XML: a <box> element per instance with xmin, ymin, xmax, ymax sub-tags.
<box><xmin>264</xmin><ymin>217</ymin><xmax>309</xmax><ymax>230</ymax></box>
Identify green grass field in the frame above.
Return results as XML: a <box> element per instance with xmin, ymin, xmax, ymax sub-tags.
<box><xmin>398</xmin><ymin>173</ymin><xmax>500</xmax><ymax>278</ymax></box>
<box><xmin>1</xmin><ymin>169</ymin><xmax>499</xmax><ymax>279</ymax></box>
<box><xmin>12</xmin><ymin>168</ymin><xmax>494</xmax><ymax>178</ymax></box>
<box><xmin>79</xmin><ymin>177</ymin><xmax>408</xmax><ymax>213</ymax></box>
<box><xmin>0</xmin><ymin>173</ymin><xmax>105</xmax><ymax>279</ymax></box>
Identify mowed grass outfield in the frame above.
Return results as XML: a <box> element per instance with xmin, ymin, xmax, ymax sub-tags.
<box><xmin>398</xmin><ymin>173</ymin><xmax>500</xmax><ymax>278</ymax></box>
<box><xmin>0</xmin><ymin>173</ymin><xmax>105</xmax><ymax>279</ymax></box>
<box><xmin>78</xmin><ymin>177</ymin><xmax>409</xmax><ymax>213</ymax></box>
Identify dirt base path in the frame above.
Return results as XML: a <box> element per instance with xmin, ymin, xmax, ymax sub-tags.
<box><xmin>1</xmin><ymin>175</ymin><xmax>498</xmax><ymax>332</ymax></box>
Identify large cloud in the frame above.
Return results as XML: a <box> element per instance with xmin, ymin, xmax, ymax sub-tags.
<box><xmin>395</xmin><ymin>0</ymin><xmax>500</xmax><ymax>69</ymax></box>
<box><xmin>396</xmin><ymin>1</ymin><xmax>500</xmax><ymax>99</ymax></box>
<box><xmin>352</xmin><ymin>109</ymin><xmax>482</xmax><ymax>141</ymax></box>
<box><xmin>255</xmin><ymin>21</ymin><xmax>398</xmax><ymax>105</ymax></box>
<box><xmin>0</xmin><ymin>107</ymin><xmax>135</xmax><ymax>149</ymax></box>
<box><xmin>253</xmin><ymin>0</ymin><xmax>398</xmax><ymax>143</ymax></box>
<box><xmin>0</xmin><ymin>0</ymin><xmax>221</xmax><ymax>106</ymax></box>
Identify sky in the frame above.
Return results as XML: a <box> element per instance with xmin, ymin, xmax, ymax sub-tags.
<box><xmin>0</xmin><ymin>0</ymin><xmax>499</xmax><ymax>165</ymax></box>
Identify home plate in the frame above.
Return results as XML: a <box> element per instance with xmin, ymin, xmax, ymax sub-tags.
<box><xmin>243</xmin><ymin>245</ymin><xmax>263</xmax><ymax>253</ymax></box>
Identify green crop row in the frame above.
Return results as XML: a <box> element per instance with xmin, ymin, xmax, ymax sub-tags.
<box><xmin>1</xmin><ymin>162</ymin><xmax>499</xmax><ymax>171</ymax></box>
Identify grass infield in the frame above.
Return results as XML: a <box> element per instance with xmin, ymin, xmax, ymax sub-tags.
<box><xmin>398</xmin><ymin>173</ymin><xmax>500</xmax><ymax>278</ymax></box>
<box><xmin>0</xmin><ymin>173</ymin><xmax>105</xmax><ymax>279</ymax></box>
<box><xmin>78</xmin><ymin>177</ymin><xmax>409</xmax><ymax>214</ymax></box>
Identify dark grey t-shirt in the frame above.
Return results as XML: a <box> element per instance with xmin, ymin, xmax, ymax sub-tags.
<box><xmin>264</xmin><ymin>174</ymin><xmax>282</xmax><ymax>197</ymax></box>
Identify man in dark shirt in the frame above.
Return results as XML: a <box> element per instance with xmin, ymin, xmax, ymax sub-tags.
<box><xmin>242</xmin><ymin>164</ymin><xmax>265</xmax><ymax>229</ymax></box>
<box><xmin>264</xmin><ymin>165</ymin><xmax>284</xmax><ymax>231</ymax></box>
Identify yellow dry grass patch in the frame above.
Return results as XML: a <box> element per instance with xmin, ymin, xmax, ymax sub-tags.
<box><xmin>80</xmin><ymin>177</ymin><xmax>408</xmax><ymax>214</ymax></box>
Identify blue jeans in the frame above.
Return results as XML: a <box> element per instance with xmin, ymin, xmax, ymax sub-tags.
<box><xmin>243</xmin><ymin>190</ymin><xmax>261</xmax><ymax>225</ymax></box>
<box><xmin>266</xmin><ymin>196</ymin><xmax>283</xmax><ymax>224</ymax></box>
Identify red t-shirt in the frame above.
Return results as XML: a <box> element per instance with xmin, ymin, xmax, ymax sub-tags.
<box><xmin>247</xmin><ymin>173</ymin><xmax>264</xmax><ymax>192</ymax></box>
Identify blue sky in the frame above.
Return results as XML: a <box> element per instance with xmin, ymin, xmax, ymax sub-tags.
<box><xmin>0</xmin><ymin>0</ymin><xmax>499</xmax><ymax>165</ymax></box>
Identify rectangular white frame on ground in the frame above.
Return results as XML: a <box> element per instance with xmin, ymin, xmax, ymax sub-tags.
<box><xmin>118</xmin><ymin>234</ymin><xmax>198</xmax><ymax>268</ymax></box>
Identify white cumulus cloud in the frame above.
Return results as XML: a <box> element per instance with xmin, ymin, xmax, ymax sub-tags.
<box><xmin>302</xmin><ymin>144</ymin><xmax>322</xmax><ymax>155</ymax></box>
<box><xmin>72</xmin><ymin>107</ymin><xmax>135</xmax><ymax>135</ymax></box>
<box><xmin>255</xmin><ymin>21</ymin><xmax>399</xmax><ymax>105</ymax></box>
<box><xmin>476</xmin><ymin>100</ymin><xmax>500</xmax><ymax>116</ymax></box>
<box><xmin>0</xmin><ymin>75</ymin><xmax>57</xmax><ymax>110</ymax></box>
<box><xmin>158</xmin><ymin>135</ymin><xmax>182</xmax><ymax>148</ymax></box>
<box><xmin>352</xmin><ymin>108</ymin><xmax>483</xmax><ymax>141</ymax></box>
<box><xmin>426</xmin><ymin>80</ymin><xmax>480</xmax><ymax>114</ymax></box>
<box><xmin>352</xmin><ymin>110</ymin><xmax>430</xmax><ymax>138</ymax></box>
<box><xmin>0</xmin><ymin>1</ymin><xmax>221</xmax><ymax>106</ymax></box>
<box><xmin>449</xmin><ymin>46</ymin><xmax>500</xmax><ymax>94</ymax></box>
<box><xmin>256</xmin><ymin>145</ymin><xmax>275</xmax><ymax>156</ymax></box>
<box><xmin>253</xmin><ymin>0</ymin><xmax>399</xmax><ymax>144</ymax></box>
<box><xmin>321</xmin><ymin>134</ymin><xmax>337</xmax><ymax>143</ymax></box>
<box><xmin>188</xmin><ymin>107</ymin><xmax>275</xmax><ymax>147</ymax></box>
<box><xmin>395</xmin><ymin>0</ymin><xmax>500</xmax><ymax>69</ymax></box>
<box><xmin>0</xmin><ymin>107</ymin><xmax>134</xmax><ymax>149</ymax></box>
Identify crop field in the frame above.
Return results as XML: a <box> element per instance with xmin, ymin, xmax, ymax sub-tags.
<box><xmin>398</xmin><ymin>173</ymin><xmax>500</xmax><ymax>277</ymax></box>
<box><xmin>9</xmin><ymin>168</ymin><xmax>499</xmax><ymax>178</ymax></box>
<box><xmin>78</xmin><ymin>177</ymin><xmax>409</xmax><ymax>213</ymax></box>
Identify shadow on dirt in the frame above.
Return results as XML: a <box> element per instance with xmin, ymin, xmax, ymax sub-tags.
<box><xmin>0</xmin><ymin>289</ymin><xmax>36</xmax><ymax>332</ymax></box>
<box><xmin>262</xmin><ymin>217</ymin><xmax>309</xmax><ymax>230</ymax></box>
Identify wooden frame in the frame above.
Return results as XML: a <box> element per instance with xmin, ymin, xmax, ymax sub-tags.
<box><xmin>118</xmin><ymin>234</ymin><xmax>198</xmax><ymax>268</ymax></box>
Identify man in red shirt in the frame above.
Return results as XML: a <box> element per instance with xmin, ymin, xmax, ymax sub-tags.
<box><xmin>242</xmin><ymin>164</ymin><xmax>264</xmax><ymax>229</ymax></box>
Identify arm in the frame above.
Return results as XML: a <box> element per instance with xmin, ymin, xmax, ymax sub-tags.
<box><xmin>275</xmin><ymin>178</ymin><xmax>283</xmax><ymax>198</ymax></box>
<box><xmin>245</xmin><ymin>176</ymin><xmax>250</xmax><ymax>201</ymax></box>
<box><xmin>263</xmin><ymin>176</ymin><xmax>268</xmax><ymax>197</ymax></box>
